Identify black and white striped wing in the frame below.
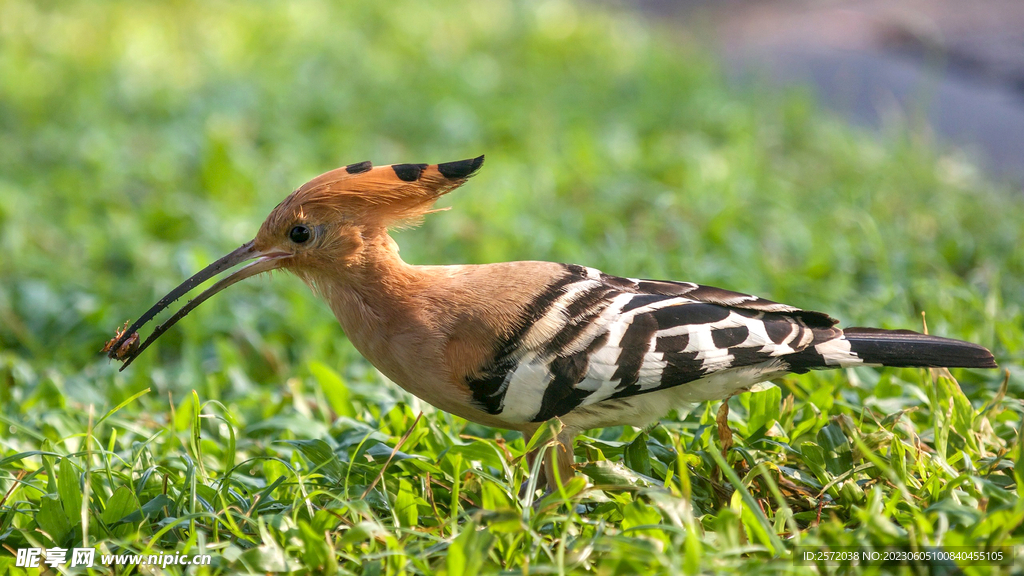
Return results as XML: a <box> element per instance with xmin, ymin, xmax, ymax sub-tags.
<box><xmin>468</xmin><ymin>265</ymin><xmax>847</xmax><ymax>423</ymax></box>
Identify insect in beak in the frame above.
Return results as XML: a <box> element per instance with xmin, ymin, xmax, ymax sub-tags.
<box><xmin>101</xmin><ymin>321</ymin><xmax>140</xmax><ymax>360</ymax></box>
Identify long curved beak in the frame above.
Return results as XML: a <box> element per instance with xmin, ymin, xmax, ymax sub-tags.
<box><xmin>107</xmin><ymin>241</ymin><xmax>290</xmax><ymax>370</ymax></box>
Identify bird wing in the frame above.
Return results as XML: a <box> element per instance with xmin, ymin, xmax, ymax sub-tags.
<box><xmin>466</xmin><ymin>264</ymin><xmax>843</xmax><ymax>423</ymax></box>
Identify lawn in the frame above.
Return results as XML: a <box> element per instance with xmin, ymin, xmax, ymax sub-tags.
<box><xmin>1</xmin><ymin>0</ymin><xmax>1023</xmax><ymax>574</ymax></box>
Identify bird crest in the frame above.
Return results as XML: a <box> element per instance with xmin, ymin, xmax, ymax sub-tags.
<box><xmin>271</xmin><ymin>155</ymin><xmax>485</xmax><ymax>229</ymax></box>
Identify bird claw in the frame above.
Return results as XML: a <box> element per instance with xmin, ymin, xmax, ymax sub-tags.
<box><xmin>517</xmin><ymin>479</ymin><xmax>555</xmax><ymax>510</ymax></box>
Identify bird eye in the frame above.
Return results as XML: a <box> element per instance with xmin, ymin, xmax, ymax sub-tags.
<box><xmin>289</xmin><ymin>225</ymin><xmax>311</xmax><ymax>244</ymax></box>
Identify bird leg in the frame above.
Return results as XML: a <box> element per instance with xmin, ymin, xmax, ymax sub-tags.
<box><xmin>522</xmin><ymin>427</ymin><xmax>576</xmax><ymax>493</ymax></box>
<box><xmin>716</xmin><ymin>399</ymin><xmax>733</xmax><ymax>455</ymax></box>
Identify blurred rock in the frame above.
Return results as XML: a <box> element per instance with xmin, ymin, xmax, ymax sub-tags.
<box><xmin>630</xmin><ymin>0</ymin><xmax>1024</xmax><ymax>185</ymax></box>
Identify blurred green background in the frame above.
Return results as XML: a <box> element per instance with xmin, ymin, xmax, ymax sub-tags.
<box><xmin>2</xmin><ymin>0</ymin><xmax>1020</xmax><ymax>378</ymax></box>
<box><xmin>1</xmin><ymin>0</ymin><xmax>1022</xmax><ymax>573</ymax></box>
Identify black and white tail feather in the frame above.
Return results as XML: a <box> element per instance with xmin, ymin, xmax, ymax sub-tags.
<box><xmin>828</xmin><ymin>327</ymin><xmax>995</xmax><ymax>369</ymax></box>
<box><xmin>468</xmin><ymin>264</ymin><xmax>996</xmax><ymax>428</ymax></box>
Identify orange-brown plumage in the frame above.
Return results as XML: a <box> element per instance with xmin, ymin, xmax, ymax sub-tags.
<box><xmin>107</xmin><ymin>154</ymin><xmax>997</xmax><ymax>489</ymax></box>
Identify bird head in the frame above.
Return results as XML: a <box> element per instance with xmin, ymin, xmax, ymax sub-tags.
<box><xmin>106</xmin><ymin>155</ymin><xmax>484</xmax><ymax>369</ymax></box>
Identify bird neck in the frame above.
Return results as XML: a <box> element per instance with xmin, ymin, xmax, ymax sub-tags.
<box><xmin>307</xmin><ymin>230</ymin><xmax>438</xmax><ymax>380</ymax></box>
<box><xmin>349</xmin><ymin>230</ymin><xmax>422</xmax><ymax>289</ymax></box>
<box><xmin>315</xmin><ymin>229</ymin><xmax>425</xmax><ymax>312</ymax></box>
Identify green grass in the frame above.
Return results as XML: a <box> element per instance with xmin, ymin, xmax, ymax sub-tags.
<box><xmin>2</xmin><ymin>0</ymin><xmax>1023</xmax><ymax>574</ymax></box>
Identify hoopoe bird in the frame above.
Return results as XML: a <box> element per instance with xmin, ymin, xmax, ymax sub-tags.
<box><xmin>107</xmin><ymin>155</ymin><xmax>997</xmax><ymax>487</ymax></box>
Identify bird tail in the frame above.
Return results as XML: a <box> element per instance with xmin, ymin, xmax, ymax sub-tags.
<box><xmin>785</xmin><ymin>327</ymin><xmax>997</xmax><ymax>372</ymax></box>
<box><xmin>831</xmin><ymin>327</ymin><xmax>996</xmax><ymax>369</ymax></box>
